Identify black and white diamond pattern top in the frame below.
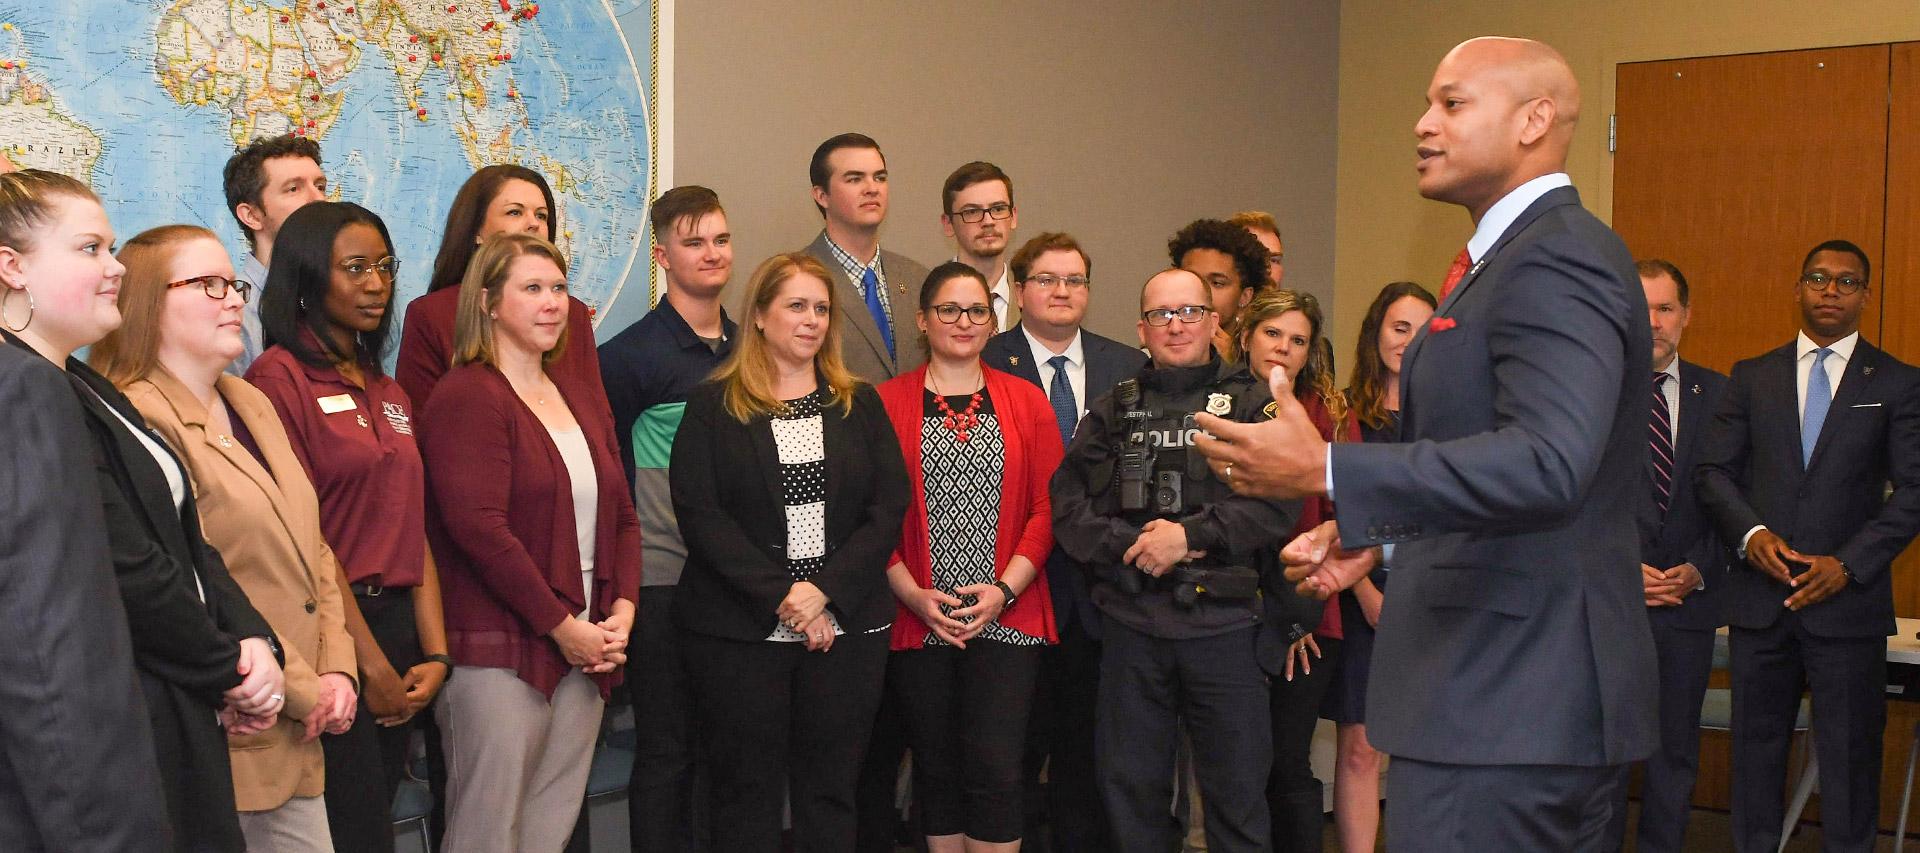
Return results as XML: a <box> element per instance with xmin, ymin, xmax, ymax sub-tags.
<box><xmin>921</xmin><ymin>388</ymin><xmax>1042</xmax><ymax>647</ymax></box>
<box><xmin>767</xmin><ymin>391</ymin><xmax>843</xmax><ymax>643</ymax></box>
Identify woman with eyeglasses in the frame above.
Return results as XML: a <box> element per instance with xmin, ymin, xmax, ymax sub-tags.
<box><xmin>235</xmin><ymin>201</ymin><xmax>450</xmax><ymax>853</ymax></box>
<box><xmin>1231</xmin><ymin>289</ymin><xmax>1358</xmax><ymax>853</ymax></box>
<box><xmin>5</xmin><ymin>171</ymin><xmax>285</xmax><ymax>853</ymax></box>
<box><xmin>91</xmin><ymin>209</ymin><xmax>364</xmax><ymax>852</ymax></box>
<box><xmin>875</xmin><ymin>262</ymin><xmax>1060</xmax><ymax>853</ymax></box>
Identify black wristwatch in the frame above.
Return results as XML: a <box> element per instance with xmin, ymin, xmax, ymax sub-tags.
<box><xmin>993</xmin><ymin>580</ymin><xmax>1018</xmax><ymax>608</ymax></box>
<box><xmin>255</xmin><ymin>634</ymin><xmax>285</xmax><ymax>667</ymax></box>
<box><xmin>424</xmin><ymin>654</ymin><xmax>455</xmax><ymax>681</ymax></box>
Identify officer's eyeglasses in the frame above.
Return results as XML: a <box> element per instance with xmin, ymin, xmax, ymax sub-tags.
<box><xmin>1141</xmin><ymin>305</ymin><xmax>1211</xmax><ymax>327</ymax></box>
<box><xmin>1798</xmin><ymin>271</ymin><xmax>1866</xmax><ymax>294</ymax></box>
<box><xmin>1025</xmin><ymin>274</ymin><xmax>1090</xmax><ymax>291</ymax></box>
<box><xmin>166</xmin><ymin>275</ymin><xmax>252</xmax><ymax>303</ymax></box>
<box><xmin>949</xmin><ymin>203</ymin><xmax>1013</xmax><ymax>223</ymax></box>
<box><xmin>340</xmin><ymin>256</ymin><xmax>401</xmax><ymax>283</ymax></box>
<box><xmin>931</xmin><ymin>303</ymin><xmax>993</xmax><ymax>325</ymax></box>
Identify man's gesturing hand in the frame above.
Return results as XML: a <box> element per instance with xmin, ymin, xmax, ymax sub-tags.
<box><xmin>1194</xmin><ymin>368</ymin><xmax>1328</xmax><ymax>500</ymax></box>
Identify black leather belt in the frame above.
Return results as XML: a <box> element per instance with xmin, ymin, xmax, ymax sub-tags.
<box><xmin>350</xmin><ymin>583</ymin><xmax>408</xmax><ymax>597</ymax></box>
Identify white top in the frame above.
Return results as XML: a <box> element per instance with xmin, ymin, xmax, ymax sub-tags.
<box><xmin>91</xmin><ymin>386</ymin><xmax>203</xmax><ymax>603</ymax></box>
<box><xmin>1466</xmin><ymin>172</ymin><xmax>1574</xmax><ymax>263</ymax></box>
<box><xmin>1796</xmin><ymin>330</ymin><xmax>1858</xmax><ymax>418</ymax></box>
<box><xmin>549</xmin><ymin>425</ymin><xmax>598</xmax><ymax>618</ymax></box>
<box><xmin>1023</xmin><ymin>325</ymin><xmax>1089</xmax><ymax>420</ymax></box>
<box><xmin>991</xmin><ymin>264</ymin><xmax>1015</xmax><ymax>332</ymax></box>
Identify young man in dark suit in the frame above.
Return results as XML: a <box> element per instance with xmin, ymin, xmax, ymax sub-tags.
<box><xmin>1694</xmin><ymin>239</ymin><xmax>1920</xmax><ymax>852</ymax></box>
<box><xmin>800</xmin><ymin>132</ymin><xmax>929</xmax><ymax>385</ymax></box>
<box><xmin>983</xmin><ymin>232</ymin><xmax>1146</xmax><ymax>852</ymax></box>
<box><xmin>1604</xmin><ymin>259</ymin><xmax>1731</xmax><ymax>853</ymax></box>
<box><xmin>1195</xmin><ymin>37</ymin><xmax>1660</xmax><ymax>849</ymax></box>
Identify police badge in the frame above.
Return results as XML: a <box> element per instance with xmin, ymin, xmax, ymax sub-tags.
<box><xmin>1205</xmin><ymin>393</ymin><xmax>1232</xmax><ymax>416</ymax></box>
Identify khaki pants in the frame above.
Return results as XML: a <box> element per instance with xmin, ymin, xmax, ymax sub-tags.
<box><xmin>437</xmin><ymin>666</ymin><xmax>605</xmax><ymax>853</ymax></box>
<box><xmin>236</xmin><ymin>793</ymin><xmax>332</xmax><ymax>853</ymax></box>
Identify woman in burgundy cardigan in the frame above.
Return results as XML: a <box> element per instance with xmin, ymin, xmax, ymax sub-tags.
<box><xmin>1237</xmin><ymin>289</ymin><xmax>1359</xmax><ymax>853</ymax></box>
<box><xmin>417</xmin><ymin>232</ymin><xmax>639</xmax><ymax>853</ymax></box>
<box><xmin>396</xmin><ymin>164</ymin><xmax>606</xmax><ymax>421</ymax></box>
<box><xmin>878</xmin><ymin>263</ymin><xmax>1061</xmax><ymax>852</ymax></box>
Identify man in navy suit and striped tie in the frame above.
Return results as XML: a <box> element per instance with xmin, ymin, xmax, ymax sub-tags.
<box><xmin>982</xmin><ymin>231</ymin><xmax>1145</xmax><ymax>852</ymax></box>
<box><xmin>1695</xmin><ymin>240</ymin><xmax>1920</xmax><ymax>852</ymax></box>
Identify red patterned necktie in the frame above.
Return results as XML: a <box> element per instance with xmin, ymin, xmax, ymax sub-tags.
<box><xmin>1439</xmin><ymin>247</ymin><xmax>1472</xmax><ymax>300</ymax></box>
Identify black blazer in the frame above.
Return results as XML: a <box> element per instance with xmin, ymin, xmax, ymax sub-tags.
<box><xmin>670</xmin><ymin>380</ymin><xmax>909</xmax><ymax>641</ymax></box>
<box><xmin>20</xmin><ymin>335</ymin><xmax>274</xmax><ymax>853</ymax></box>
<box><xmin>1642</xmin><ymin>360</ymin><xmax>1733</xmax><ymax>631</ymax></box>
<box><xmin>982</xmin><ymin>327</ymin><xmax>1146</xmax><ymax>638</ymax></box>
<box><xmin>1694</xmin><ymin>338</ymin><xmax>1920</xmax><ymax>638</ymax></box>
<box><xmin>0</xmin><ymin>343</ymin><xmax>168</xmax><ymax>852</ymax></box>
<box><xmin>1328</xmin><ymin>185</ymin><xmax>1658</xmax><ymax>767</ymax></box>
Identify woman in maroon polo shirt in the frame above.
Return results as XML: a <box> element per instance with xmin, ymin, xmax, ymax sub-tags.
<box><xmin>242</xmin><ymin>201</ymin><xmax>451</xmax><ymax>853</ymax></box>
<box><xmin>877</xmin><ymin>263</ymin><xmax>1061</xmax><ymax>851</ymax></box>
<box><xmin>418</xmin><ymin>232</ymin><xmax>639</xmax><ymax>853</ymax></box>
<box><xmin>395</xmin><ymin>165</ymin><xmax>605</xmax><ymax>418</ymax></box>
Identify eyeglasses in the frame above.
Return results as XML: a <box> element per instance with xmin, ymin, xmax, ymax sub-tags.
<box><xmin>166</xmin><ymin>275</ymin><xmax>251</xmax><ymax>303</ymax></box>
<box><xmin>930</xmin><ymin>303</ymin><xmax>993</xmax><ymax>325</ymax></box>
<box><xmin>949</xmin><ymin>203</ymin><xmax>1013</xmax><ymax>223</ymax></box>
<box><xmin>1799</xmin><ymin>271</ymin><xmax>1866</xmax><ymax>294</ymax></box>
<box><xmin>1141</xmin><ymin>305</ymin><xmax>1211</xmax><ymax>327</ymax></box>
<box><xmin>1024</xmin><ymin>274</ymin><xmax>1090</xmax><ymax>290</ymax></box>
<box><xmin>340</xmin><ymin>256</ymin><xmax>401</xmax><ymax>282</ymax></box>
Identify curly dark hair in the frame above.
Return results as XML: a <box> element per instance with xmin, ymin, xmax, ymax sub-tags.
<box><xmin>1167</xmin><ymin>218</ymin><xmax>1270</xmax><ymax>295</ymax></box>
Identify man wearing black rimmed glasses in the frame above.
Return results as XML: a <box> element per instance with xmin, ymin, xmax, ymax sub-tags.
<box><xmin>941</xmin><ymin>161</ymin><xmax>1019</xmax><ymax>332</ymax></box>
<box><xmin>1051</xmin><ymin>268</ymin><xmax>1295</xmax><ymax>853</ymax></box>
<box><xmin>1695</xmin><ymin>239</ymin><xmax>1920</xmax><ymax>851</ymax></box>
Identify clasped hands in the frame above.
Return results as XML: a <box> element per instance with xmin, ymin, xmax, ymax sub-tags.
<box><xmin>778</xmin><ymin>582</ymin><xmax>837</xmax><ymax>652</ymax></box>
<box><xmin>1642</xmin><ymin>562</ymin><xmax>1703</xmax><ymax>608</ymax></box>
<box><xmin>551</xmin><ymin>598</ymin><xmax>636</xmax><ymax>674</ymax></box>
<box><xmin>1745</xmin><ymin>529</ymin><xmax>1848</xmax><ymax>611</ymax></box>
<box><xmin>219</xmin><ymin>636</ymin><xmax>285</xmax><ymax>736</ymax></box>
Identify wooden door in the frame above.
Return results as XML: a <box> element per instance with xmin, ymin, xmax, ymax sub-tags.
<box><xmin>1613</xmin><ymin>44</ymin><xmax>1889</xmax><ymax>375</ymax></box>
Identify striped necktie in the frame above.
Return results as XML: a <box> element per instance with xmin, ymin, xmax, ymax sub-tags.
<box><xmin>1650</xmin><ymin>372</ymin><xmax>1674</xmax><ymax>515</ymax></box>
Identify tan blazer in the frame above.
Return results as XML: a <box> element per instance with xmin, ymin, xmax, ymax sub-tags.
<box><xmin>128</xmin><ymin>368</ymin><xmax>356</xmax><ymax>812</ymax></box>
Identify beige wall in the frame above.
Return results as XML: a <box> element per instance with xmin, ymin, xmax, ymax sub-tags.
<box><xmin>1333</xmin><ymin>0</ymin><xmax>1920</xmax><ymax>377</ymax></box>
<box><xmin>671</xmin><ymin>0</ymin><xmax>1340</xmax><ymax>346</ymax></box>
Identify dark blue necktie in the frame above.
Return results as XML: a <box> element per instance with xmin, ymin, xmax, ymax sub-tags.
<box><xmin>1046</xmin><ymin>354</ymin><xmax>1077</xmax><ymax>445</ymax></box>
<box><xmin>1802</xmin><ymin>347</ymin><xmax>1833</xmax><ymax>466</ymax></box>
<box><xmin>861</xmin><ymin>267</ymin><xmax>893</xmax><ymax>358</ymax></box>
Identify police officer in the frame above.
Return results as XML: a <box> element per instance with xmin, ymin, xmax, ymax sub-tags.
<box><xmin>1052</xmin><ymin>268</ymin><xmax>1299</xmax><ymax>853</ymax></box>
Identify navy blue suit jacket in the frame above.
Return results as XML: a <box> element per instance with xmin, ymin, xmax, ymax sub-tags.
<box><xmin>1329</xmin><ymin>185</ymin><xmax>1659</xmax><ymax>767</ymax></box>
<box><xmin>982</xmin><ymin>326</ymin><xmax>1146</xmax><ymax>639</ymax></box>
<box><xmin>1694</xmin><ymin>338</ymin><xmax>1920</xmax><ymax>638</ymax></box>
<box><xmin>1643</xmin><ymin>360</ymin><xmax>1733</xmax><ymax>631</ymax></box>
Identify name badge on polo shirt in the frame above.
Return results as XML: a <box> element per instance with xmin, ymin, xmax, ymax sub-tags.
<box><xmin>317</xmin><ymin>393</ymin><xmax>357</xmax><ymax>414</ymax></box>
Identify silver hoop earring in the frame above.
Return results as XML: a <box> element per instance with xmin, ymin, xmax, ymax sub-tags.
<box><xmin>1</xmin><ymin>287</ymin><xmax>33</xmax><ymax>333</ymax></box>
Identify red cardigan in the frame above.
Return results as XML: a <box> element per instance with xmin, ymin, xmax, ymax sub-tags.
<box><xmin>879</xmin><ymin>365</ymin><xmax>1061</xmax><ymax>650</ymax></box>
<box><xmin>396</xmin><ymin>287</ymin><xmax>610</xmax><ymax>433</ymax></box>
<box><xmin>1297</xmin><ymin>393</ymin><xmax>1361</xmax><ymax>640</ymax></box>
<box><xmin>417</xmin><ymin>362</ymin><xmax>642</xmax><ymax>699</ymax></box>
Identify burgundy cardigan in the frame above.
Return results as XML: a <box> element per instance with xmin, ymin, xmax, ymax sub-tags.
<box><xmin>878</xmin><ymin>365</ymin><xmax>1060</xmax><ymax>650</ymax></box>
<box><xmin>396</xmin><ymin>287</ymin><xmax>610</xmax><ymax>433</ymax></box>
<box><xmin>418</xmin><ymin>362</ymin><xmax>642</xmax><ymax>698</ymax></box>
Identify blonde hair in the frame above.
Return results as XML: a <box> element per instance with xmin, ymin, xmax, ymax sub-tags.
<box><xmin>452</xmin><ymin>232</ymin><xmax>571</xmax><ymax>369</ymax></box>
<box><xmin>709</xmin><ymin>252</ymin><xmax>859</xmax><ymax>422</ymax></box>
<box><xmin>1227</xmin><ymin>210</ymin><xmax>1283</xmax><ymax>253</ymax></box>
<box><xmin>0</xmin><ymin>169</ymin><xmax>99</xmax><ymax>254</ymax></box>
<box><xmin>90</xmin><ymin>225</ymin><xmax>222</xmax><ymax>386</ymax></box>
<box><xmin>1237</xmin><ymin>288</ymin><xmax>1346</xmax><ymax>429</ymax></box>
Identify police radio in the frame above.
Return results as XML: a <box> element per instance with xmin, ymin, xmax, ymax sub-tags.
<box><xmin>1113</xmin><ymin>379</ymin><xmax>1155</xmax><ymax>512</ymax></box>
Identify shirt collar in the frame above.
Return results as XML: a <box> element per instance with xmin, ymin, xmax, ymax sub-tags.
<box><xmin>952</xmin><ymin>258</ymin><xmax>1014</xmax><ymax>311</ymax></box>
<box><xmin>1796</xmin><ymin>330</ymin><xmax>1860</xmax><ymax>362</ymax></box>
<box><xmin>239</xmin><ymin>252</ymin><xmax>268</xmax><ymax>286</ymax></box>
<box><xmin>1467</xmin><ymin>172</ymin><xmax>1573</xmax><ymax>262</ymax></box>
<box><xmin>1021</xmin><ymin>325</ymin><xmax>1083</xmax><ymax>368</ymax></box>
<box><xmin>652</xmin><ymin>295</ymin><xmax>735</xmax><ymax>351</ymax></box>
<box><xmin>823</xmin><ymin>231</ymin><xmax>880</xmax><ymax>276</ymax></box>
<box><xmin>1660</xmin><ymin>356</ymin><xmax>1681</xmax><ymax>384</ymax></box>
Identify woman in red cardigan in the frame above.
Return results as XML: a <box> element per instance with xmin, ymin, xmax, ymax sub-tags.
<box><xmin>877</xmin><ymin>262</ymin><xmax>1062</xmax><ymax>853</ymax></box>
<box><xmin>416</xmin><ymin>232</ymin><xmax>640</xmax><ymax>853</ymax></box>
<box><xmin>1236</xmin><ymin>289</ymin><xmax>1359</xmax><ymax>852</ymax></box>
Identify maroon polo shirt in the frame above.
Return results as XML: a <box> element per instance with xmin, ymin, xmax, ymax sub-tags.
<box><xmin>247</xmin><ymin>345</ymin><xmax>427</xmax><ymax>588</ymax></box>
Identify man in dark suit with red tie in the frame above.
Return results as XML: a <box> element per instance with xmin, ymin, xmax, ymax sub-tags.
<box><xmin>1694</xmin><ymin>240</ymin><xmax>1920</xmax><ymax>852</ymax></box>
<box><xmin>1193</xmin><ymin>37</ymin><xmax>1660</xmax><ymax>849</ymax></box>
<box><xmin>1604</xmin><ymin>259</ymin><xmax>1731</xmax><ymax>852</ymax></box>
<box><xmin>982</xmin><ymin>231</ymin><xmax>1146</xmax><ymax>852</ymax></box>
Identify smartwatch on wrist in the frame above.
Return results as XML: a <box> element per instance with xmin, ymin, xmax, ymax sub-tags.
<box><xmin>993</xmin><ymin>580</ymin><xmax>1018</xmax><ymax>608</ymax></box>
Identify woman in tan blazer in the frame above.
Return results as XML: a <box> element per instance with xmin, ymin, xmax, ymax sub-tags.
<box><xmin>92</xmin><ymin>224</ymin><xmax>358</xmax><ymax>852</ymax></box>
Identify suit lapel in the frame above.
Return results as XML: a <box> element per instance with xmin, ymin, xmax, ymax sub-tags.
<box><xmin>809</xmin><ymin>233</ymin><xmax>893</xmax><ymax>374</ymax></box>
<box><xmin>69</xmin><ymin>365</ymin><xmax>186</xmax><ymax>548</ymax></box>
<box><xmin>1807</xmin><ymin>342</ymin><xmax>1877</xmax><ymax>471</ymax></box>
<box><xmin>1761</xmin><ymin>345</ymin><xmax>1808</xmax><ymax>474</ymax></box>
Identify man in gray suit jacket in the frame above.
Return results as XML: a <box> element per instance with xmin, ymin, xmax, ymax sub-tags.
<box><xmin>1195</xmin><ymin>37</ymin><xmax>1657</xmax><ymax>849</ymax></box>
<box><xmin>0</xmin><ymin>342</ymin><xmax>169</xmax><ymax>851</ymax></box>
<box><xmin>800</xmin><ymin>132</ymin><xmax>929</xmax><ymax>385</ymax></box>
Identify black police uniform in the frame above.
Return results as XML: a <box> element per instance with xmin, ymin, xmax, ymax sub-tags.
<box><xmin>1051</xmin><ymin>354</ymin><xmax>1300</xmax><ymax>853</ymax></box>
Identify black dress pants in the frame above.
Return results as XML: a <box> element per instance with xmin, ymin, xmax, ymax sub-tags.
<box><xmin>627</xmin><ymin>586</ymin><xmax>705</xmax><ymax>853</ymax></box>
<box><xmin>684</xmin><ymin>630</ymin><xmax>889</xmax><ymax>853</ymax></box>
<box><xmin>1268</xmin><ymin>635</ymin><xmax>1338</xmax><ymax>852</ymax></box>
<box><xmin>1023</xmin><ymin>618</ymin><xmax>1109</xmax><ymax>852</ymax></box>
<box><xmin>321</xmin><ymin>588</ymin><xmax>423</xmax><ymax>853</ymax></box>
<box><xmin>890</xmin><ymin>639</ymin><xmax>1042</xmax><ymax>842</ymax></box>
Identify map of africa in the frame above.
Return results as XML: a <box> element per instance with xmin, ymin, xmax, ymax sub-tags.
<box><xmin>0</xmin><ymin>0</ymin><xmax>662</xmax><ymax>338</ymax></box>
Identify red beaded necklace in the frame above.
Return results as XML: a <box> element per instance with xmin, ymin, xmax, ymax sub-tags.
<box><xmin>930</xmin><ymin>373</ymin><xmax>985</xmax><ymax>442</ymax></box>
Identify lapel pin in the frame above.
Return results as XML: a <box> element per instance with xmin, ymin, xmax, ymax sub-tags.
<box><xmin>1864</xmin><ymin>366</ymin><xmax>1875</xmax><ymax>376</ymax></box>
<box><xmin>1468</xmin><ymin>260</ymin><xmax>1486</xmax><ymax>277</ymax></box>
<box><xmin>1691</xmin><ymin>384</ymin><xmax>1701</xmax><ymax>395</ymax></box>
<box><xmin>1009</xmin><ymin>355</ymin><xmax>1019</xmax><ymax>366</ymax></box>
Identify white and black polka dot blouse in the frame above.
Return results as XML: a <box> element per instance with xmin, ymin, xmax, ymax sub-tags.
<box><xmin>766</xmin><ymin>390</ymin><xmax>845</xmax><ymax>643</ymax></box>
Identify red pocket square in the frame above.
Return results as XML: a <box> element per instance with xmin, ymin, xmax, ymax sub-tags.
<box><xmin>1429</xmin><ymin>317</ymin><xmax>1457</xmax><ymax>333</ymax></box>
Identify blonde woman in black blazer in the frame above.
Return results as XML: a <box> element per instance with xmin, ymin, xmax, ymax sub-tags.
<box><xmin>670</xmin><ymin>252</ymin><xmax>908</xmax><ymax>853</ymax></box>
